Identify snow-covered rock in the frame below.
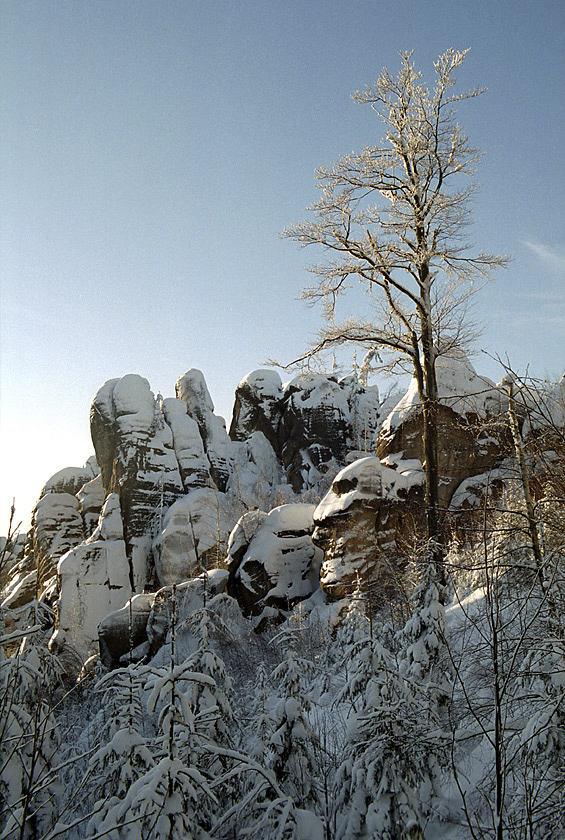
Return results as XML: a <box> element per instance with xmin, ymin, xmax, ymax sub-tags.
<box><xmin>49</xmin><ymin>494</ymin><xmax>133</xmax><ymax>667</ymax></box>
<box><xmin>227</xmin><ymin>504</ymin><xmax>323</xmax><ymax>618</ymax></box>
<box><xmin>98</xmin><ymin>592</ymin><xmax>156</xmax><ymax>669</ymax></box>
<box><xmin>0</xmin><ymin>570</ymin><xmax>37</xmax><ymax>610</ymax></box>
<box><xmin>229</xmin><ymin>369</ymin><xmax>284</xmax><ymax>448</ymax></box>
<box><xmin>90</xmin><ymin>375</ymin><xmax>186</xmax><ymax>587</ymax></box>
<box><xmin>381</xmin><ymin>352</ymin><xmax>502</xmax><ymax>433</ymax></box>
<box><xmin>175</xmin><ymin>369</ymin><xmax>234</xmax><ymax>492</ymax></box>
<box><xmin>161</xmin><ymin>397</ymin><xmax>212</xmax><ymax>490</ymax></box>
<box><xmin>227</xmin><ymin>431</ymin><xmax>282</xmax><ymax>510</ymax></box>
<box><xmin>279</xmin><ymin>374</ymin><xmax>378</xmax><ymax>493</ymax></box>
<box><xmin>152</xmin><ymin>488</ymin><xmax>232</xmax><ymax>586</ymax></box>
<box><xmin>40</xmin><ymin>456</ymin><xmax>100</xmax><ymax>498</ymax></box>
<box><xmin>76</xmin><ymin>473</ymin><xmax>106</xmax><ymax>537</ymax></box>
<box><xmin>377</xmin><ymin>353</ymin><xmax>511</xmax><ymax>510</ymax></box>
<box><xmin>314</xmin><ymin>457</ymin><xmax>425</xmax><ymax>602</ymax></box>
<box><xmin>228</xmin><ymin>369</ymin><xmax>380</xmax><ymax>495</ymax></box>
<box><xmin>33</xmin><ymin>492</ymin><xmax>85</xmax><ymax>595</ymax></box>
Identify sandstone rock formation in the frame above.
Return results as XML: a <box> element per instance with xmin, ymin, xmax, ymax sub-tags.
<box><xmin>151</xmin><ymin>488</ymin><xmax>232</xmax><ymax>587</ymax></box>
<box><xmin>313</xmin><ymin>456</ymin><xmax>425</xmax><ymax>602</ymax></box>
<box><xmin>49</xmin><ymin>494</ymin><xmax>133</xmax><ymax>666</ymax></box>
<box><xmin>176</xmin><ymin>369</ymin><xmax>233</xmax><ymax>491</ymax></box>
<box><xmin>90</xmin><ymin>374</ymin><xmax>186</xmax><ymax>588</ymax></box>
<box><xmin>227</xmin><ymin>504</ymin><xmax>323</xmax><ymax>620</ymax></box>
<box><xmin>33</xmin><ymin>492</ymin><xmax>85</xmax><ymax>595</ymax></box>
<box><xmin>230</xmin><ymin>370</ymin><xmax>381</xmax><ymax>493</ymax></box>
<box><xmin>376</xmin><ymin>354</ymin><xmax>510</xmax><ymax>511</ymax></box>
<box><xmin>40</xmin><ymin>456</ymin><xmax>100</xmax><ymax>498</ymax></box>
<box><xmin>76</xmin><ymin>473</ymin><xmax>106</xmax><ymax>536</ymax></box>
<box><xmin>6</xmin><ymin>357</ymin><xmax>557</xmax><ymax>675</ymax></box>
<box><xmin>229</xmin><ymin>369</ymin><xmax>284</xmax><ymax>450</ymax></box>
<box><xmin>98</xmin><ymin>592</ymin><xmax>155</xmax><ymax>669</ymax></box>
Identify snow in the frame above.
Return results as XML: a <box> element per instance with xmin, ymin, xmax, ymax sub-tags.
<box><xmin>228</xmin><ymin>431</ymin><xmax>281</xmax><ymax>509</ymax></box>
<box><xmin>233</xmin><ymin>504</ymin><xmax>323</xmax><ymax>606</ymax></box>
<box><xmin>152</xmin><ymin>489</ymin><xmax>232</xmax><ymax>586</ymax></box>
<box><xmin>49</xmin><ymin>494</ymin><xmax>132</xmax><ymax>664</ymax></box>
<box><xmin>381</xmin><ymin>352</ymin><xmax>502</xmax><ymax>433</ymax></box>
<box><xmin>87</xmin><ymin>493</ymin><xmax>124</xmax><ymax>542</ymax></box>
<box><xmin>284</xmin><ymin>373</ymin><xmax>351</xmax><ymax>415</ymax></box>
<box><xmin>314</xmin><ymin>455</ymin><xmax>424</xmax><ymax>521</ymax></box>
<box><xmin>161</xmin><ymin>397</ymin><xmax>211</xmax><ymax>488</ymax></box>
<box><xmin>112</xmin><ymin>374</ymin><xmax>156</xmax><ymax>435</ymax></box>
<box><xmin>176</xmin><ymin>369</ymin><xmax>234</xmax><ymax>490</ymax></box>
<box><xmin>40</xmin><ymin>456</ymin><xmax>100</xmax><ymax>496</ymax></box>
<box><xmin>239</xmin><ymin>369</ymin><xmax>283</xmax><ymax>401</ymax></box>
<box><xmin>449</xmin><ymin>460</ymin><xmax>515</xmax><ymax>510</ymax></box>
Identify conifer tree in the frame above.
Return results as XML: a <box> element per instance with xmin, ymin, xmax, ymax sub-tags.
<box><xmin>0</xmin><ymin>602</ymin><xmax>63</xmax><ymax>840</ymax></box>
<box><xmin>86</xmin><ymin>664</ymin><xmax>155</xmax><ymax>830</ymax></box>
<box><xmin>89</xmin><ymin>587</ymin><xmax>218</xmax><ymax>840</ymax></box>
<box><xmin>267</xmin><ymin>637</ymin><xmax>321</xmax><ymax>811</ymax></box>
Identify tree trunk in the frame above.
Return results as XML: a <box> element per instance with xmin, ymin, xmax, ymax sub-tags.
<box><xmin>420</xmin><ymin>314</ymin><xmax>445</xmax><ymax>583</ymax></box>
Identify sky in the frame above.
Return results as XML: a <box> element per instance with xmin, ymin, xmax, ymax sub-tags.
<box><xmin>1</xmin><ymin>0</ymin><xmax>564</xmax><ymax>535</ymax></box>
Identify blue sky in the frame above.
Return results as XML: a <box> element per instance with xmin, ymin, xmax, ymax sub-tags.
<box><xmin>1</xmin><ymin>0</ymin><xmax>564</xmax><ymax>533</ymax></box>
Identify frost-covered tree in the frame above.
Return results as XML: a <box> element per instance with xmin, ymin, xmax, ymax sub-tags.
<box><xmin>248</xmin><ymin>660</ymin><xmax>273</xmax><ymax>765</ymax></box>
<box><xmin>510</xmin><ymin>637</ymin><xmax>565</xmax><ymax>839</ymax></box>
<box><xmin>398</xmin><ymin>560</ymin><xmax>451</xmax><ymax>707</ymax></box>
<box><xmin>334</xmin><ymin>564</ymin><xmax>452</xmax><ymax>839</ymax></box>
<box><xmin>334</xmin><ymin>638</ymin><xmax>447</xmax><ymax>840</ymax></box>
<box><xmin>182</xmin><ymin>607</ymin><xmax>235</xmax><ymax>755</ymax></box>
<box><xmin>89</xmin><ymin>588</ymin><xmax>218</xmax><ymax>840</ymax></box>
<box><xmin>284</xmin><ymin>48</ymin><xmax>508</xmax><ymax>575</ymax></box>
<box><xmin>267</xmin><ymin>638</ymin><xmax>321</xmax><ymax>811</ymax></box>
<box><xmin>0</xmin><ymin>602</ymin><xmax>64</xmax><ymax>840</ymax></box>
<box><xmin>86</xmin><ymin>664</ymin><xmax>155</xmax><ymax>829</ymax></box>
<box><xmin>335</xmin><ymin>583</ymin><xmax>378</xmax><ymax>714</ymax></box>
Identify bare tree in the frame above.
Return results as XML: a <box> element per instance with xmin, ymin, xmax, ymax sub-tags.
<box><xmin>284</xmin><ymin>48</ymin><xmax>508</xmax><ymax>576</ymax></box>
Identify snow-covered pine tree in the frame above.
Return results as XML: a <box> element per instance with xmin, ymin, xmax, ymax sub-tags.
<box><xmin>334</xmin><ymin>560</ymin><xmax>451</xmax><ymax>839</ymax></box>
<box><xmin>335</xmin><ymin>581</ymin><xmax>378</xmax><ymax>715</ymax></box>
<box><xmin>0</xmin><ymin>601</ymin><xmax>64</xmax><ymax>840</ymax></box>
<box><xmin>510</xmin><ymin>636</ymin><xmax>565</xmax><ymax>839</ymax></box>
<box><xmin>182</xmin><ymin>606</ymin><xmax>235</xmax><ymax>754</ymax></box>
<box><xmin>335</xmin><ymin>639</ymin><xmax>434</xmax><ymax>840</ymax></box>
<box><xmin>398</xmin><ymin>557</ymin><xmax>450</xmax><ymax>704</ymax></box>
<box><xmin>267</xmin><ymin>633</ymin><xmax>321</xmax><ymax>812</ymax></box>
<box><xmin>86</xmin><ymin>664</ymin><xmax>155</xmax><ymax>831</ymax></box>
<box><xmin>248</xmin><ymin>660</ymin><xmax>272</xmax><ymax>765</ymax></box>
<box><xmin>88</xmin><ymin>586</ymin><xmax>218</xmax><ymax>840</ymax></box>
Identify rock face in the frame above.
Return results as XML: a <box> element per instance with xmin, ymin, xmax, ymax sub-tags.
<box><xmin>313</xmin><ymin>457</ymin><xmax>425</xmax><ymax>602</ymax></box>
<box><xmin>90</xmin><ymin>375</ymin><xmax>186</xmax><ymax>588</ymax></box>
<box><xmin>98</xmin><ymin>593</ymin><xmax>156</xmax><ymax>669</ymax></box>
<box><xmin>10</xmin><ymin>356</ymin><xmax>554</xmax><ymax>673</ymax></box>
<box><xmin>33</xmin><ymin>493</ymin><xmax>85</xmax><ymax>594</ymax></box>
<box><xmin>229</xmin><ymin>369</ymin><xmax>284</xmax><ymax>450</ymax></box>
<box><xmin>227</xmin><ymin>504</ymin><xmax>323</xmax><ymax>619</ymax></box>
<box><xmin>230</xmin><ymin>370</ymin><xmax>381</xmax><ymax>493</ymax></box>
<box><xmin>376</xmin><ymin>354</ymin><xmax>510</xmax><ymax>511</ymax></box>
<box><xmin>40</xmin><ymin>456</ymin><xmax>100</xmax><ymax>498</ymax></box>
<box><xmin>151</xmin><ymin>489</ymin><xmax>232</xmax><ymax>587</ymax></box>
<box><xmin>161</xmin><ymin>398</ymin><xmax>212</xmax><ymax>490</ymax></box>
<box><xmin>176</xmin><ymin>369</ymin><xmax>233</xmax><ymax>492</ymax></box>
<box><xmin>49</xmin><ymin>495</ymin><xmax>133</xmax><ymax>666</ymax></box>
<box><xmin>76</xmin><ymin>474</ymin><xmax>106</xmax><ymax>536</ymax></box>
